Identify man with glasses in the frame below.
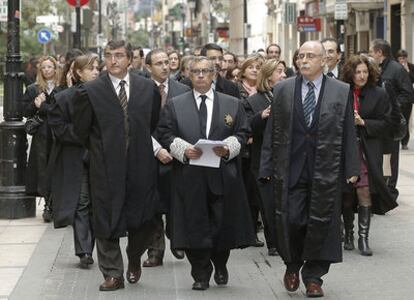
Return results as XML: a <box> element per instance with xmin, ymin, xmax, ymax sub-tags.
<box><xmin>157</xmin><ymin>56</ymin><xmax>255</xmax><ymax>291</ymax></box>
<box><xmin>72</xmin><ymin>40</ymin><xmax>162</xmax><ymax>291</ymax></box>
<box><xmin>260</xmin><ymin>40</ymin><xmax>359</xmax><ymax>297</ymax></box>
<box><xmin>141</xmin><ymin>49</ymin><xmax>190</xmax><ymax>267</ymax></box>
<box><xmin>321</xmin><ymin>38</ymin><xmax>342</xmax><ymax>79</ymax></box>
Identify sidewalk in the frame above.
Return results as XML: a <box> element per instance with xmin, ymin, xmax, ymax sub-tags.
<box><xmin>3</xmin><ymin>146</ymin><xmax>414</xmax><ymax>299</ymax></box>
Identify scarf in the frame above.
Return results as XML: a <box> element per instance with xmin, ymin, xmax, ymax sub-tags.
<box><xmin>353</xmin><ymin>87</ymin><xmax>361</xmax><ymax>113</ymax></box>
<box><xmin>242</xmin><ymin>80</ymin><xmax>257</xmax><ymax>96</ymax></box>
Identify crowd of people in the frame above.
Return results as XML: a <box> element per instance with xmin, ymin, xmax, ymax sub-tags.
<box><xmin>20</xmin><ymin>37</ymin><xmax>414</xmax><ymax>297</ymax></box>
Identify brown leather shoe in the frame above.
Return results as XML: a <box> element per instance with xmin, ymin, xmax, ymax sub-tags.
<box><xmin>283</xmin><ymin>271</ymin><xmax>300</xmax><ymax>292</ymax></box>
<box><xmin>142</xmin><ymin>256</ymin><xmax>163</xmax><ymax>267</ymax></box>
<box><xmin>99</xmin><ymin>277</ymin><xmax>124</xmax><ymax>291</ymax></box>
<box><xmin>126</xmin><ymin>264</ymin><xmax>142</xmax><ymax>284</ymax></box>
<box><xmin>305</xmin><ymin>282</ymin><xmax>324</xmax><ymax>298</ymax></box>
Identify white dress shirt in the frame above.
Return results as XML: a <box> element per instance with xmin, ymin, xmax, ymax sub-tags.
<box><xmin>193</xmin><ymin>88</ymin><xmax>215</xmax><ymax>137</ymax></box>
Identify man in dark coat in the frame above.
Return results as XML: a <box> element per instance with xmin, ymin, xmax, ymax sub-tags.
<box><xmin>321</xmin><ymin>38</ymin><xmax>342</xmax><ymax>79</ymax></box>
<box><xmin>157</xmin><ymin>56</ymin><xmax>255</xmax><ymax>291</ymax></box>
<box><xmin>181</xmin><ymin>43</ymin><xmax>241</xmax><ymax>99</ymax></box>
<box><xmin>260</xmin><ymin>41</ymin><xmax>359</xmax><ymax>298</ymax></box>
<box><xmin>142</xmin><ymin>49</ymin><xmax>191</xmax><ymax>267</ymax></box>
<box><xmin>369</xmin><ymin>39</ymin><xmax>414</xmax><ymax>198</ymax></box>
<box><xmin>71</xmin><ymin>40</ymin><xmax>162</xmax><ymax>291</ymax></box>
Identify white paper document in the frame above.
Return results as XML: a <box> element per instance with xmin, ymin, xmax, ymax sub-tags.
<box><xmin>189</xmin><ymin>139</ymin><xmax>226</xmax><ymax>168</ymax></box>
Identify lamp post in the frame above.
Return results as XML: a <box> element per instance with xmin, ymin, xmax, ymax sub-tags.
<box><xmin>0</xmin><ymin>0</ymin><xmax>36</xmax><ymax>219</ymax></box>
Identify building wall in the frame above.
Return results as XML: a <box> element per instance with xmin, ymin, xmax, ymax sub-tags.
<box><xmin>229</xmin><ymin>0</ymin><xmax>244</xmax><ymax>56</ymax></box>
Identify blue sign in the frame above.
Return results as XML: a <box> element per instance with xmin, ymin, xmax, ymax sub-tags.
<box><xmin>37</xmin><ymin>28</ymin><xmax>52</xmax><ymax>44</ymax></box>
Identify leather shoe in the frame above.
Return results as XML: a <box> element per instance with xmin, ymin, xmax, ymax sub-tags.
<box><xmin>99</xmin><ymin>277</ymin><xmax>124</xmax><ymax>291</ymax></box>
<box><xmin>192</xmin><ymin>281</ymin><xmax>209</xmax><ymax>290</ymax></box>
<box><xmin>268</xmin><ymin>248</ymin><xmax>278</xmax><ymax>256</ymax></box>
<box><xmin>126</xmin><ymin>264</ymin><xmax>142</xmax><ymax>284</ymax></box>
<box><xmin>171</xmin><ymin>249</ymin><xmax>185</xmax><ymax>260</ymax></box>
<box><xmin>254</xmin><ymin>237</ymin><xmax>265</xmax><ymax>247</ymax></box>
<box><xmin>79</xmin><ymin>254</ymin><xmax>94</xmax><ymax>269</ymax></box>
<box><xmin>283</xmin><ymin>271</ymin><xmax>300</xmax><ymax>292</ymax></box>
<box><xmin>143</xmin><ymin>256</ymin><xmax>163</xmax><ymax>267</ymax></box>
<box><xmin>305</xmin><ymin>282</ymin><xmax>324</xmax><ymax>298</ymax></box>
<box><xmin>214</xmin><ymin>267</ymin><xmax>228</xmax><ymax>285</ymax></box>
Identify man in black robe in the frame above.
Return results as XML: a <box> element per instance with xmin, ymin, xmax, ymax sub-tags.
<box><xmin>72</xmin><ymin>40</ymin><xmax>163</xmax><ymax>291</ymax></box>
<box><xmin>157</xmin><ymin>56</ymin><xmax>255</xmax><ymax>291</ymax></box>
<box><xmin>260</xmin><ymin>41</ymin><xmax>359</xmax><ymax>298</ymax></box>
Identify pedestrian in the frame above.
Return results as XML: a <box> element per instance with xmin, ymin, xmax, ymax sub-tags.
<box><xmin>157</xmin><ymin>56</ymin><xmax>255</xmax><ymax>291</ymax></box>
<box><xmin>22</xmin><ymin>55</ymin><xmax>62</xmax><ymax>222</ymax></box>
<box><xmin>71</xmin><ymin>40</ymin><xmax>162</xmax><ymax>291</ymax></box>
<box><xmin>395</xmin><ymin>49</ymin><xmax>414</xmax><ymax>149</ymax></box>
<box><xmin>48</xmin><ymin>53</ymin><xmax>100</xmax><ymax>268</ymax></box>
<box><xmin>59</xmin><ymin>49</ymin><xmax>83</xmax><ymax>88</ymax></box>
<box><xmin>176</xmin><ymin>55</ymin><xmax>193</xmax><ymax>82</ymax></box>
<box><xmin>260</xmin><ymin>41</ymin><xmax>359</xmax><ymax>298</ymax></box>
<box><xmin>142</xmin><ymin>49</ymin><xmax>191</xmax><ymax>267</ymax></box>
<box><xmin>321</xmin><ymin>38</ymin><xmax>342</xmax><ymax>79</ymax></box>
<box><xmin>266</xmin><ymin>43</ymin><xmax>295</xmax><ymax>77</ymax></box>
<box><xmin>369</xmin><ymin>39</ymin><xmax>414</xmax><ymax>198</ymax></box>
<box><xmin>243</xmin><ymin>58</ymin><xmax>287</xmax><ymax>256</ymax></box>
<box><xmin>168</xmin><ymin>49</ymin><xmax>180</xmax><ymax>80</ymax></box>
<box><xmin>340</xmin><ymin>55</ymin><xmax>397</xmax><ymax>256</ymax></box>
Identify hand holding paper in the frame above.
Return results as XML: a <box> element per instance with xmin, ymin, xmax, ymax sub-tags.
<box><xmin>188</xmin><ymin>139</ymin><xmax>227</xmax><ymax>168</ymax></box>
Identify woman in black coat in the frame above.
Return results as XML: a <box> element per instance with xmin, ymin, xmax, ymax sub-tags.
<box><xmin>243</xmin><ymin>59</ymin><xmax>287</xmax><ymax>255</ymax></box>
<box><xmin>341</xmin><ymin>55</ymin><xmax>397</xmax><ymax>256</ymax></box>
<box><xmin>48</xmin><ymin>54</ymin><xmax>100</xmax><ymax>269</ymax></box>
<box><xmin>22</xmin><ymin>56</ymin><xmax>62</xmax><ymax>222</ymax></box>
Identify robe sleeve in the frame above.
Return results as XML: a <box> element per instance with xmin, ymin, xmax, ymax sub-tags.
<box><xmin>343</xmin><ymin>91</ymin><xmax>360</xmax><ymax>179</ymax></box>
<box><xmin>258</xmin><ymin>113</ymin><xmax>273</xmax><ymax>179</ymax></box>
<box><xmin>71</xmin><ymin>85</ymin><xmax>93</xmax><ymax>148</ymax></box>
<box><xmin>150</xmin><ymin>82</ymin><xmax>161</xmax><ymax>133</ymax></box>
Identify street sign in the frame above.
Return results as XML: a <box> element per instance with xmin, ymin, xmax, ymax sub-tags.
<box><xmin>334</xmin><ymin>0</ymin><xmax>348</xmax><ymax>20</ymax></box>
<box><xmin>37</xmin><ymin>28</ymin><xmax>52</xmax><ymax>44</ymax></box>
<box><xmin>296</xmin><ymin>16</ymin><xmax>321</xmax><ymax>32</ymax></box>
<box><xmin>285</xmin><ymin>3</ymin><xmax>297</xmax><ymax>25</ymax></box>
<box><xmin>66</xmin><ymin>0</ymin><xmax>89</xmax><ymax>7</ymax></box>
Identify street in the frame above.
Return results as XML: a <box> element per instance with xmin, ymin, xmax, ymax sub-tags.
<box><xmin>0</xmin><ymin>144</ymin><xmax>412</xmax><ymax>299</ymax></box>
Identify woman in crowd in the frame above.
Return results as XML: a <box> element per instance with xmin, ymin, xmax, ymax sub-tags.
<box><xmin>176</xmin><ymin>55</ymin><xmax>193</xmax><ymax>82</ymax></box>
<box><xmin>48</xmin><ymin>54</ymin><xmax>100</xmax><ymax>269</ymax></box>
<box><xmin>168</xmin><ymin>49</ymin><xmax>180</xmax><ymax>80</ymax></box>
<box><xmin>236</xmin><ymin>54</ymin><xmax>265</xmax><ymax>246</ymax></box>
<box><xmin>243</xmin><ymin>59</ymin><xmax>287</xmax><ymax>255</ymax></box>
<box><xmin>227</xmin><ymin>67</ymin><xmax>240</xmax><ymax>82</ymax></box>
<box><xmin>340</xmin><ymin>55</ymin><xmax>397</xmax><ymax>256</ymax></box>
<box><xmin>22</xmin><ymin>56</ymin><xmax>62</xmax><ymax>222</ymax></box>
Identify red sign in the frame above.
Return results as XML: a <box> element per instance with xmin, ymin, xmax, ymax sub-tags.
<box><xmin>66</xmin><ymin>0</ymin><xmax>89</xmax><ymax>7</ymax></box>
<box><xmin>296</xmin><ymin>16</ymin><xmax>321</xmax><ymax>32</ymax></box>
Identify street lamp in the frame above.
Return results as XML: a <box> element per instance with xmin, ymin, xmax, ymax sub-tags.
<box><xmin>0</xmin><ymin>0</ymin><xmax>36</xmax><ymax>218</ymax></box>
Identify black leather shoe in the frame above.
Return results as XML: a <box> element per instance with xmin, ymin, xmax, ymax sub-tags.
<box><xmin>99</xmin><ymin>277</ymin><xmax>124</xmax><ymax>291</ymax></box>
<box><xmin>171</xmin><ymin>249</ymin><xmax>185</xmax><ymax>260</ymax></box>
<box><xmin>126</xmin><ymin>264</ymin><xmax>142</xmax><ymax>284</ymax></box>
<box><xmin>267</xmin><ymin>248</ymin><xmax>278</xmax><ymax>256</ymax></box>
<box><xmin>42</xmin><ymin>207</ymin><xmax>53</xmax><ymax>223</ymax></box>
<box><xmin>305</xmin><ymin>282</ymin><xmax>324</xmax><ymax>297</ymax></box>
<box><xmin>143</xmin><ymin>256</ymin><xmax>163</xmax><ymax>267</ymax></box>
<box><xmin>214</xmin><ymin>267</ymin><xmax>228</xmax><ymax>285</ymax></box>
<box><xmin>79</xmin><ymin>254</ymin><xmax>94</xmax><ymax>269</ymax></box>
<box><xmin>192</xmin><ymin>281</ymin><xmax>209</xmax><ymax>290</ymax></box>
<box><xmin>254</xmin><ymin>237</ymin><xmax>264</xmax><ymax>247</ymax></box>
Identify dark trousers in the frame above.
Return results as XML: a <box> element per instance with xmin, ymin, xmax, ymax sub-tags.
<box><xmin>257</xmin><ymin>179</ymin><xmax>277</xmax><ymax>249</ymax></box>
<box><xmin>146</xmin><ymin>214</ymin><xmax>165</xmax><ymax>258</ymax></box>
<box><xmin>401</xmin><ymin>103</ymin><xmax>412</xmax><ymax>146</ymax></box>
<box><xmin>96</xmin><ymin>219</ymin><xmax>157</xmax><ymax>278</ymax></box>
<box><xmin>388</xmin><ymin>140</ymin><xmax>400</xmax><ymax>198</ymax></box>
<box><xmin>185</xmin><ymin>249</ymin><xmax>230</xmax><ymax>282</ymax></box>
<box><xmin>73</xmin><ymin>166</ymin><xmax>94</xmax><ymax>257</ymax></box>
<box><xmin>286</xmin><ymin>170</ymin><xmax>331</xmax><ymax>285</ymax></box>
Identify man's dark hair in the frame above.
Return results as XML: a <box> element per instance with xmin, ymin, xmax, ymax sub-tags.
<box><xmin>224</xmin><ymin>51</ymin><xmax>238</xmax><ymax>63</ymax></box>
<box><xmin>321</xmin><ymin>37</ymin><xmax>341</xmax><ymax>53</ymax></box>
<box><xmin>266</xmin><ymin>43</ymin><xmax>281</xmax><ymax>54</ymax></box>
<box><xmin>396</xmin><ymin>49</ymin><xmax>408</xmax><ymax>58</ymax></box>
<box><xmin>371</xmin><ymin>39</ymin><xmax>392</xmax><ymax>58</ymax></box>
<box><xmin>145</xmin><ymin>49</ymin><xmax>167</xmax><ymax>65</ymax></box>
<box><xmin>65</xmin><ymin>48</ymin><xmax>83</xmax><ymax>63</ymax></box>
<box><xmin>200</xmin><ymin>43</ymin><xmax>223</xmax><ymax>56</ymax></box>
<box><xmin>133</xmin><ymin>46</ymin><xmax>144</xmax><ymax>58</ymax></box>
<box><xmin>105</xmin><ymin>40</ymin><xmax>133</xmax><ymax>59</ymax></box>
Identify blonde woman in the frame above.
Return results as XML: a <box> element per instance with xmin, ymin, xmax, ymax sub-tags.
<box><xmin>22</xmin><ymin>56</ymin><xmax>62</xmax><ymax>222</ymax></box>
<box><xmin>243</xmin><ymin>59</ymin><xmax>287</xmax><ymax>255</ymax></box>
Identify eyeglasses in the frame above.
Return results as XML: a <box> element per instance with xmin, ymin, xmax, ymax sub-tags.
<box><xmin>208</xmin><ymin>56</ymin><xmax>224</xmax><ymax>62</ymax></box>
<box><xmin>298</xmin><ymin>53</ymin><xmax>323</xmax><ymax>60</ymax></box>
<box><xmin>104</xmin><ymin>53</ymin><xmax>127</xmax><ymax>60</ymax></box>
<box><xmin>190</xmin><ymin>68</ymin><xmax>214</xmax><ymax>75</ymax></box>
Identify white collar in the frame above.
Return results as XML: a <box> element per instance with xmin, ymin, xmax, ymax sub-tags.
<box><xmin>108</xmin><ymin>72</ymin><xmax>129</xmax><ymax>87</ymax></box>
<box><xmin>193</xmin><ymin>88</ymin><xmax>214</xmax><ymax>101</ymax></box>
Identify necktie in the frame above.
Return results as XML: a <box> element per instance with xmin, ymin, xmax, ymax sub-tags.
<box><xmin>327</xmin><ymin>71</ymin><xmax>335</xmax><ymax>78</ymax></box>
<box><xmin>118</xmin><ymin>80</ymin><xmax>129</xmax><ymax>148</ymax></box>
<box><xmin>159</xmin><ymin>83</ymin><xmax>167</xmax><ymax>107</ymax></box>
<box><xmin>303</xmin><ymin>82</ymin><xmax>316</xmax><ymax>127</ymax></box>
<box><xmin>199</xmin><ymin>95</ymin><xmax>207</xmax><ymax>138</ymax></box>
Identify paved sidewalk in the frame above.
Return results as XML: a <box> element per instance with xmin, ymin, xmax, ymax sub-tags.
<box><xmin>3</xmin><ymin>147</ymin><xmax>414</xmax><ymax>299</ymax></box>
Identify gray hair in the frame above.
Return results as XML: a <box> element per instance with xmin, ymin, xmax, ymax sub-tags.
<box><xmin>188</xmin><ymin>56</ymin><xmax>214</xmax><ymax>71</ymax></box>
<box><xmin>300</xmin><ymin>40</ymin><xmax>327</xmax><ymax>58</ymax></box>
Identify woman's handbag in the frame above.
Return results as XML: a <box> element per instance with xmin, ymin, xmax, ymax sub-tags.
<box><xmin>25</xmin><ymin>113</ymin><xmax>44</xmax><ymax>135</ymax></box>
<box><xmin>393</xmin><ymin>113</ymin><xmax>408</xmax><ymax>141</ymax></box>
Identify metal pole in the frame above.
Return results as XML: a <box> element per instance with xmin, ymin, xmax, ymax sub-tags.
<box><xmin>243</xmin><ymin>0</ymin><xmax>248</xmax><ymax>56</ymax></box>
<box><xmin>0</xmin><ymin>0</ymin><xmax>36</xmax><ymax>219</ymax></box>
<box><xmin>98</xmin><ymin>0</ymin><xmax>102</xmax><ymax>59</ymax></box>
<box><xmin>74</xmin><ymin>0</ymin><xmax>81</xmax><ymax>49</ymax></box>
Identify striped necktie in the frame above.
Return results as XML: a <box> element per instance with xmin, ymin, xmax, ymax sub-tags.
<box><xmin>303</xmin><ymin>81</ymin><xmax>316</xmax><ymax>127</ymax></box>
<box><xmin>118</xmin><ymin>80</ymin><xmax>129</xmax><ymax>148</ymax></box>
